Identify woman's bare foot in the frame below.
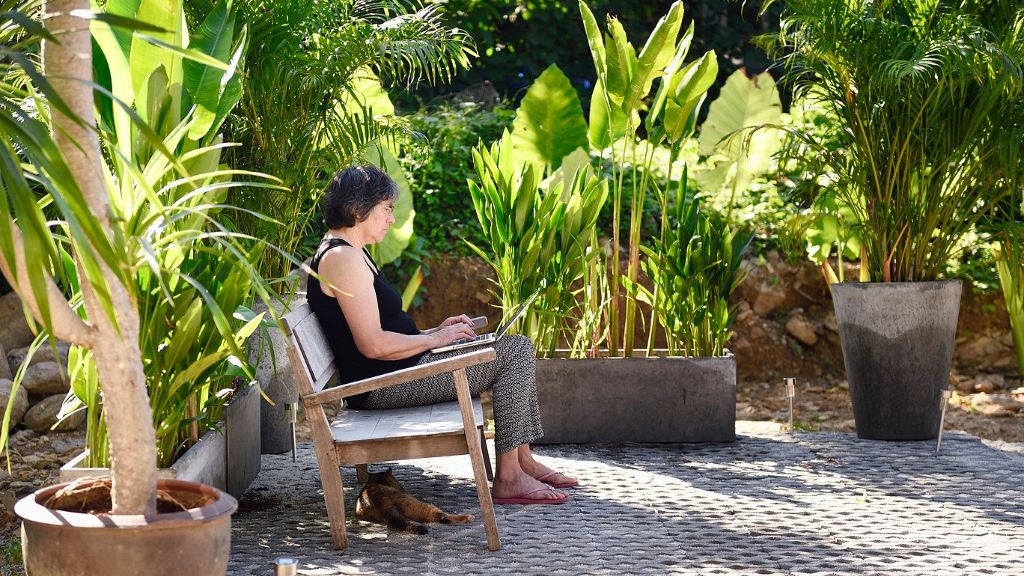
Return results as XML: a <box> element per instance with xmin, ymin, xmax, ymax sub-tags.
<box><xmin>518</xmin><ymin>456</ymin><xmax>579</xmax><ymax>488</ymax></box>
<box><xmin>491</xmin><ymin>471</ymin><xmax>567</xmax><ymax>502</ymax></box>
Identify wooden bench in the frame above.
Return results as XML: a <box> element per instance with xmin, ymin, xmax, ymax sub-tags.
<box><xmin>281</xmin><ymin>302</ymin><xmax>501</xmax><ymax>551</ymax></box>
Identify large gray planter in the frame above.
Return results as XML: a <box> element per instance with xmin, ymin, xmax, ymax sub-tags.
<box><xmin>250</xmin><ymin>299</ymin><xmax>300</xmax><ymax>454</ymax></box>
<box><xmin>534</xmin><ymin>353</ymin><xmax>736</xmax><ymax>443</ymax></box>
<box><xmin>60</xmin><ymin>383</ymin><xmax>261</xmax><ymax>498</ymax></box>
<box><xmin>832</xmin><ymin>280</ymin><xmax>962</xmax><ymax>440</ymax></box>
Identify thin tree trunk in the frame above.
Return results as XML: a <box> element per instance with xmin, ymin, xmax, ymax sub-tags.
<box><xmin>43</xmin><ymin>0</ymin><xmax>157</xmax><ymax>516</ymax></box>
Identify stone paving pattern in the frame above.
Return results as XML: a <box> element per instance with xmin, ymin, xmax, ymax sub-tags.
<box><xmin>228</xmin><ymin>423</ymin><xmax>1024</xmax><ymax>575</ymax></box>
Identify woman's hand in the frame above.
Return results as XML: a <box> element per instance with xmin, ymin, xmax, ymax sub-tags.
<box><xmin>432</xmin><ymin>320</ymin><xmax>477</xmax><ymax>347</ymax></box>
<box><xmin>439</xmin><ymin>315</ymin><xmax>475</xmax><ymax>330</ymax></box>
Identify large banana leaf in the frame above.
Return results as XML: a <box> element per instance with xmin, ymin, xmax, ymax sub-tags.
<box><xmin>694</xmin><ymin>70</ymin><xmax>782</xmax><ymax>194</ymax></box>
<box><xmin>364</xmin><ymin>145</ymin><xmax>414</xmax><ymax>265</ymax></box>
<box><xmin>182</xmin><ymin>0</ymin><xmax>237</xmax><ymax>140</ymax></box>
<box><xmin>511</xmin><ymin>64</ymin><xmax>589</xmax><ymax>174</ymax></box>
<box><xmin>130</xmin><ymin>0</ymin><xmax>187</xmax><ymax>123</ymax></box>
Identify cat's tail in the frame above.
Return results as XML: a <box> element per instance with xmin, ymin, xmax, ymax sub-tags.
<box><xmin>385</xmin><ymin>508</ymin><xmax>428</xmax><ymax>535</ymax></box>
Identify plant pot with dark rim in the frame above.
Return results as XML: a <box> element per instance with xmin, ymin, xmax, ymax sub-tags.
<box><xmin>15</xmin><ymin>479</ymin><xmax>237</xmax><ymax>576</ymax></box>
<box><xmin>832</xmin><ymin>280</ymin><xmax>962</xmax><ymax>440</ymax></box>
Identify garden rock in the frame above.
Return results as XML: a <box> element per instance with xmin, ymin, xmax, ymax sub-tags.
<box><xmin>8</xmin><ymin>341</ymin><xmax>70</xmax><ymax>375</ymax></box>
<box><xmin>23</xmin><ymin>394</ymin><xmax>84</xmax><ymax>433</ymax></box>
<box><xmin>0</xmin><ymin>291</ymin><xmax>34</xmax><ymax>350</ymax></box>
<box><xmin>0</xmin><ymin>378</ymin><xmax>28</xmax><ymax>426</ymax></box>
<box><xmin>973</xmin><ymin>374</ymin><xmax>1004</xmax><ymax>394</ymax></box>
<box><xmin>0</xmin><ymin>343</ymin><xmax>9</xmax><ymax>380</ymax></box>
<box><xmin>785</xmin><ymin>313</ymin><xmax>818</xmax><ymax>347</ymax></box>
<box><xmin>956</xmin><ymin>333</ymin><xmax>1016</xmax><ymax>372</ymax></box>
<box><xmin>751</xmin><ymin>283</ymin><xmax>787</xmax><ymax>316</ymax></box>
<box><xmin>21</xmin><ymin>361</ymin><xmax>69</xmax><ymax>395</ymax></box>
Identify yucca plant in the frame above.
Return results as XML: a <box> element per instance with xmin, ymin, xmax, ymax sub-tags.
<box><xmin>208</xmin><ymin>0</ymin><xmax>476</xmax><ymax>282</ymax></box>
<box><xmin>760</xmin><ymin>0</ymin><xmax>1024</xmax><ymax>283</ymax></box>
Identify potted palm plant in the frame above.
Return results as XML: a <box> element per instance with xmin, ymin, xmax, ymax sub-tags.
<box><xmin>761</xmin><ymin>0</ymin><xmax>1024</xmax><ymax>439</ymax></box>
<box><xmin>2</xmin><ymin>1</ymin><xmax>272</xmax><ymax>573</ymax></box>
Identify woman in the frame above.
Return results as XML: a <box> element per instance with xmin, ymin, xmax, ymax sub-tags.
<box><xmin>308</xmin><ymin>165</ymin><xmax>577</xmax><ymax>504</ymax></box>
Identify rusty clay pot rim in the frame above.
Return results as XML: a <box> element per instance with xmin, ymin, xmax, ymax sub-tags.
<box><xmin>14</xmin><ymin>478</ymin><xmax>238</xmax><ymax>529</ymax></box>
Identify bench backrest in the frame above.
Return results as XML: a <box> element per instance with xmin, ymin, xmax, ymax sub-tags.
<box><xmin>281</xmin><ymin>302</ymin><xmax>335</xmax><ymax>395</ymax></box>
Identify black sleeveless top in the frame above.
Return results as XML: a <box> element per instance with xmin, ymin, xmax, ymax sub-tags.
<box><xmin>307</xmin><ymin>238</ymin><xmax>425</xmax><ymax>407</ymax></box>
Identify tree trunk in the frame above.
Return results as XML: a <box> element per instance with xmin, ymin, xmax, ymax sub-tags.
<box><xmin>43</xmin><ymin>0</ymin><xmax>157</xmax><ymax>515</ymax></box>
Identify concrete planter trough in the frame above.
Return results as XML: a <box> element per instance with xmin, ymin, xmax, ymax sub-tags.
<box><xmin>533</xmin><ymin>352</ymin><xmax>736</xmax><ymax>443</ymax></box>
<box><xmin>60</xmin><ymin>383</ymin><xmax>261</xmax><ymax>498</ymax></box>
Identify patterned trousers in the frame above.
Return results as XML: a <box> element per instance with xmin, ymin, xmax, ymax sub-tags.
<box><xmin>354</xmin><ymin>334</ymin><xmax>544</xmax><ymax>454</ymax></box>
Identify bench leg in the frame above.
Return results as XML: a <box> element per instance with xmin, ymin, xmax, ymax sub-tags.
<box><xmin>356</xmin><ymin>464</ymin><xmax>369</xmax><ymax>484</ymax></box>
<box><xmin>454</xmin><ymin>368</ymin><xmax>501</xmax><ymax>551</ymax></box>
<box><xmin>479</xmin><ymin>427</ymin><xmax>494</xmax><ymax>482</ymax></box>
<box><xmin>310</xmin><ymin>428</ymin><xmax>348</xmax><ymax>549</ymax></box>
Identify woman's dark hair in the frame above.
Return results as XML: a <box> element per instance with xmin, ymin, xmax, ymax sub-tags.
<box><xmin>323</xmin><ymin>165</ymin><xmax>398</xmax><ymax>229</ymax></box>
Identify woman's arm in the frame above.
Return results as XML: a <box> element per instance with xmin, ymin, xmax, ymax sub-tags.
<box><xmin>319</xmin><ymin>246</ymin><xmax>477</xmax><ymax>360</ymax></box>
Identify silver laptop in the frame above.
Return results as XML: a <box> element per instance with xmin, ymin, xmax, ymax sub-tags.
<box><xmin>430</xmin><ymin>288</ymin><xmax>542</xmax><ymax>354</ymax></box>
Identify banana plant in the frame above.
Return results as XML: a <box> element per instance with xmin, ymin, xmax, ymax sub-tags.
<box><xmin>579</xmin><ymin>0</ymin><xmax>718</xmax><ymax>356</ymax></box>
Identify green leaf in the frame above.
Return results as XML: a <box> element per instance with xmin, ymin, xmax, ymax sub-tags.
<box><xmin>694</xmin><ymin>70</ymin><xmax>782</xmax><ymax>194</ymax></box>
<box><xmin>511</xmin><ymin>64</ymin><xmax>589</xmax><ymax>174</ymax></box>
<box><xmin>604</xmin><ymin>19</ymin><xmax>636</xmax><ymax>107</ymax></box>
<box><xmin>364</xmin><ymin>145</ymin><xmax>414</xmax><ymax>265</ymax></box>
<box><xmin>183</xmin><ymin>0</ymin><xmax>236</xmax><ymax>140</ymax></box>
<box><xmin>588</xmin><ymin>78</ymin><xmax>627</xmax><ymax>150</ymax></box>
<box><xmin>130</xmin><ymin>0</ymin><xmax>186</xmax><ymax>123</ymax></box>
<box><xmin>623</xmin><ymin>1</ymin><xmax>684</xmax><ymax>115</ymax></box>
<box><xmin>661</xmin><ymin>50</ymin><xmax>718</xmax><ymax>142</ymax></box>
<box><xmin>578</xmin><ymin>0</ymin><xmax>606</xmax><ymax>81</ymax></box>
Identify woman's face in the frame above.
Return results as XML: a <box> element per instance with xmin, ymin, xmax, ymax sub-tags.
<box><xmin>362</xmin><ymin>198</ymin><xmax>396</xmax><ymax>244</ymax></box>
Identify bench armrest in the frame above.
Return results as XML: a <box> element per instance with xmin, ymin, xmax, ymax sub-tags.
<box><xmin>303</xmin><ymin>347</ymin><xmax>497</xmax><ymax>406</ymax></box>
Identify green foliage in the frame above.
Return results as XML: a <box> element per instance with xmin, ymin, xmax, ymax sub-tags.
<box><xmin>760</xmin><ymin>0</ymin><xmax>1024</xmax><ymax>282</ymax></box>
<box><xmin>629</xmin><ymin>188</ymin><xmax>752</xmax><ymax>356</ymax></box>
<box><xmin>511</xmin><ymin>64</ymin><xmax>589</xmax><ymax>173</ymax></box>
<box><xmin>396</xmin><ymin>102</ymin><xmax>516</xmax><ymax>257</ymax></box>
<box><xmin>693</xmin><ymin>70</ymin><xmax>782</xmax><ymax>210</ymax></box>
<box><xmin>581</xmin><ymin>0</ymin><xmax>722</xmax><ymax>356</ymax></box>
<box><xmin>415</xmin><ymin>0</ymin><xmax>779</xmax><ymax>105</ymax></box>
<box><xmin>467</xmin><ymin>131</ymin><xmax>608</xmax><ymax>355</ymax></box>
<box><xmin>57</xmin><ymin>0</ymin><xmax>278</xmax><ymax>468</ymax></box>
<box><xmin>208</xmin><ymin>0</ymin><xmax>476</xmax><ymax>281</ymax></box>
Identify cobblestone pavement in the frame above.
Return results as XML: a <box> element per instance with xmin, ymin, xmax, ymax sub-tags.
<box><xmin>228</xmin><ymin>423</ymin><xmax>1024</xmax><ymax>575</ymax></box>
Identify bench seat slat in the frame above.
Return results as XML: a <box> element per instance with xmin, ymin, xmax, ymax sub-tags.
<box><xmin>330</xmin><ymin>399</ymin><xmax>483</xmax><ymax>444</ymax></box>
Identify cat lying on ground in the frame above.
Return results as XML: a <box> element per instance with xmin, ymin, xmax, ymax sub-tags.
<box><xmin>355</xmin><ymin>467</ymin><xmax>474</xmax><ymax>535</ymax></box>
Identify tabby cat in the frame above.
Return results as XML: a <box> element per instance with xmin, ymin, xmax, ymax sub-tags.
<box><xmin>355</xmin><ymin>468</ymin><xmax>474</xmax><ymax>535</ymax></box>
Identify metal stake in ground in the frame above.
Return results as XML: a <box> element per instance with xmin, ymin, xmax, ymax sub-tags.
<box><xmin>785</xmin><ymin>377</ymin><xmax>796</xmax><ymax>434</ymax></box>
<box><xmin>288</xmin><ymin>402</ymin><xmax>298</xmax><ymax>463</ymax></box>
<box><xmin>275</xmin><ymin>557</ymin><xmax>298</xmax><ymax>576</ymax></box>
<box><xmin>935</xmin><ymin>389</ymin><xmax>952</xmax><ymax>453</ymax></box>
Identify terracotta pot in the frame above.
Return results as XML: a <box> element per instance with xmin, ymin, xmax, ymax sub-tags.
<box><xmin>15</xmin><ymin>479</ymin><xmax>237</xmax><ymax>576</ymax></box>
